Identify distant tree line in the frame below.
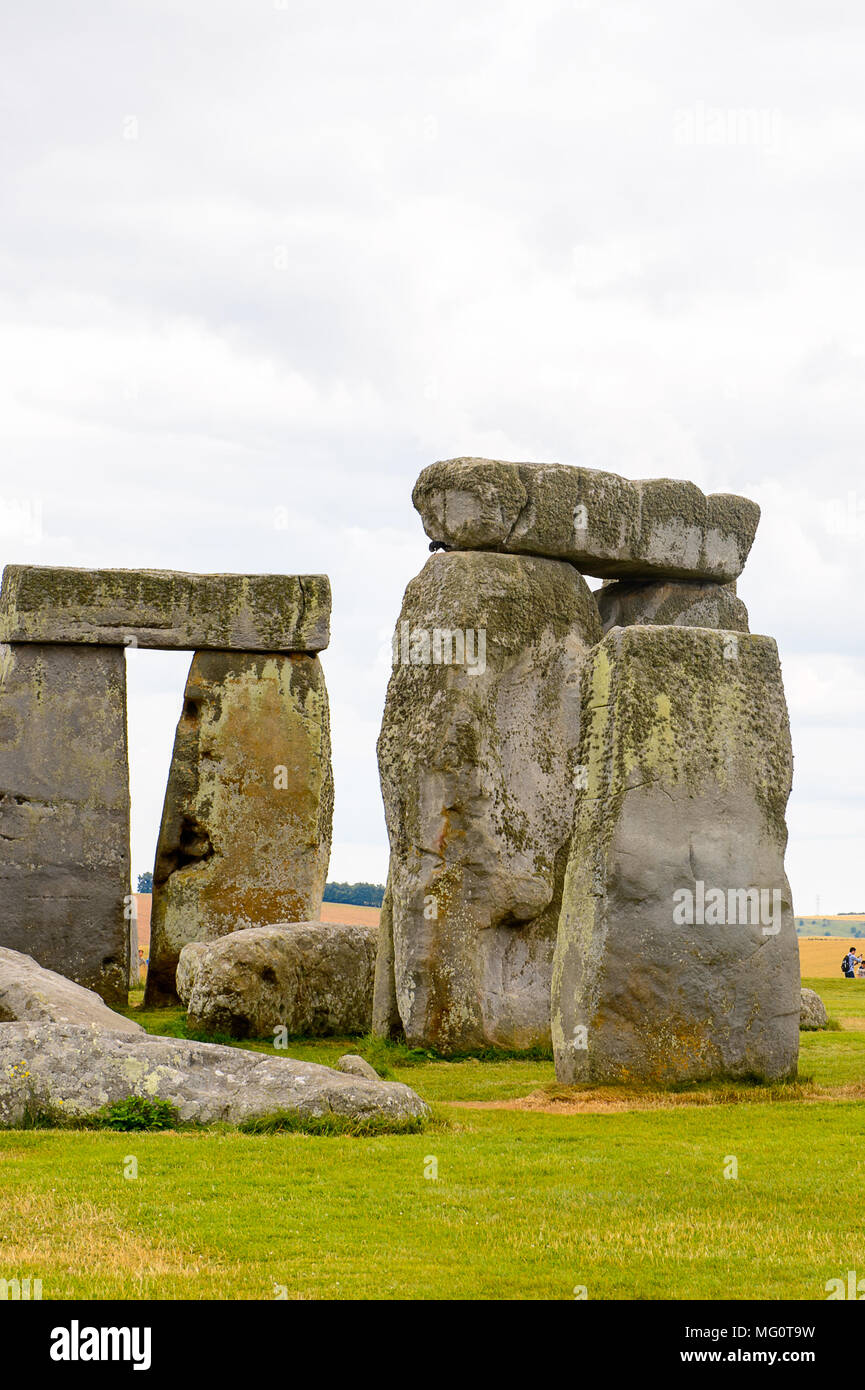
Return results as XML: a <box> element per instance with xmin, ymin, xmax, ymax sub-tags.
<box><xmin>323</xmin><ymin>881</ymin><xmax>385</xmax><ymax>907</ymax></box>
<box><xmin>134</xmin><ymin>873</ymin><xmax>385</xmax><ymax>905</ymax></box>
<box><xmin>795</xmin><ymin>922</ymin><xmax>862</xmax><ymax>937</ymax></box>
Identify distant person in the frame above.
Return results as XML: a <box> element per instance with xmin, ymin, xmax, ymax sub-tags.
<box><xmin>858</xmin><ymin>956</ymin><xmax>865</xmax><ymax>979</ymax></box>
<box><xmin>842</xmin><ymin>949</ymin><xmax>858</xmax><ymax>978</ymax></box>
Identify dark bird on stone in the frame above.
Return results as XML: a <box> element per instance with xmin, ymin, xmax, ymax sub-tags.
<box><xmin>429</xmin><ymin>541</ymin><xmax>451</xmax><ymax>552</ymax></box>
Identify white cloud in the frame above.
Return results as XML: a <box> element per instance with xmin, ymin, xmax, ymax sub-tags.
<box><xmin>0</xmin><ymin>0</ymin><xmax>862</xmax><ymax>906</ymax></box>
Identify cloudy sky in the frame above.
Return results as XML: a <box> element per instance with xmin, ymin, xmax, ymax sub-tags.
<box><xmin>1</xmin><ymin>0</ymin><xmax>863</xmax><ymax>912</ymax></box>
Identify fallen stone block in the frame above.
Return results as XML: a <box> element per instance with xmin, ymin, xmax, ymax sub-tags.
<box><xmin>337</xmin><ymin>1053</ymin><xmax>379</xmax><ymax>1080</ymax></box>
<box><xmin>175</xmin><ymin>941</ymin><xmax>208</xmax><ymax>1005</ymax></box>
<box><xmin>595</xmin><ymin>579</ymin><xmax>749</xmax><ymax>633</ymax></box>
<box><xmin>0</xmin><ymin>947</ymin><xmax>143</xmax><ymax>1034</ymax></box>
<box><xmin>177</xmin><ymin>921</ymin><xmax>378</xmax><ymax>1037</ymax></box>
<box><xmin>0</xmin><ymin>1023</ymin><xmax>428</xmax><ymax>1128</ymax></box>
<box><xmin>413</xmin><ymin>458</ymin><xmax>760</xmax><ymax>582</ymax></box>
<box><xmin>145</xmin><ymin>652</ymin><xmax>333</xmax><ymax>1005</ymax></box>
<box><xmin>0</xmin><ymin>565</ymin><xmax>330</xmax><ymax>651</ymax></box>
<box><xmin>0</xmin><ymin>642</ymin><xmax>131</xmax><ymax>1005</ymax></box>
<box><xmin>551</xmin><ymin>625</ymin><xmax>800</xmax><ymax>1085</ymax></box>
<box><xmin>800</xmin><ymin>986</ymin><xmax>828</xmax><ymax>1031</ymax></box>
<box><xmin>378</xmin><ymin>550</ymin><xmax>602</xmax><ymax>1053</ymax></box>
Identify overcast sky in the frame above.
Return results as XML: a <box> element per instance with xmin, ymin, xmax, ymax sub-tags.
<box><xmin>1</xmin><ymin>0</ymin><xmax>863</xmax><ymax>912</ymax></box>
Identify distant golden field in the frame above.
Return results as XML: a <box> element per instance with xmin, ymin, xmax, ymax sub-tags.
<box><xmin>319</xmin><ymin>901</ymin><xmax>381</xmax><ymax>928</ymax></box>
<box><xmin>799</xmin><ymin>936</ymin><xmax>864</xmax><ymax>977</ymax></box>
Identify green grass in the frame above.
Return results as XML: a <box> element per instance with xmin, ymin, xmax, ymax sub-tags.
<box><xmin>236</xmin><ymin>1110</ymin><xmax>431</xmax><ymax>1137</ymax></box>
<box><xmin>2</xmin><ymin>1100</ymin><xmax>863</xmax><ymax>1300</ymax></box>
<box><xmin>0</xmin><ymin>978</ymin><xmax>862</xmax><ymax>1300</ymax></box>
<box><xmin>804</xmin><ymin>975</ymin><xmax>865</xmax><ymax>1022</ymax></box>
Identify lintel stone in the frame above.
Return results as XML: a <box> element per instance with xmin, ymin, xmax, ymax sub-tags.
<box><xmin>0</xmin><ymin>565</ymin><xmax>331</xmax><ymax>652</ymax></box>
<box><xmin>413</xmin><ymin>458</ymin><xmax>760</xmax><ymax>582</ymax></box>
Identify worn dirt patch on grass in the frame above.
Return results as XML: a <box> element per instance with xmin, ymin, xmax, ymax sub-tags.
<box><xmin>0</xmin><ymin>1190</ymin><xmax>224</xmax><ymax>1298</ymax></box>
<box><xmin>448</xmin><ymin>1080</ymin><xmax>865</xmax><ymax>1115</ymax></box>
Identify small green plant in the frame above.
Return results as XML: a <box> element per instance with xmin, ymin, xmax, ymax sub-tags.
<box><xmin>16</xmin><ymin>1101</ymin><xmax>75</xmax><ymax>1130</ymax></box>
<box><xmin>95</xmin><ymin>1096</ymin><xmax>180</xmax><ymax>1131</ymax></box>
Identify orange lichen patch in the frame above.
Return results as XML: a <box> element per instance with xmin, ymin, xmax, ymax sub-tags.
<box><xmin>146</xmin><ymin>651</ymin><xmax>333</xmax><ymax>1004</ymax></box>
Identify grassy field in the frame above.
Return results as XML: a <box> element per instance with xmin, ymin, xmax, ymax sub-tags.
<box><xmin>1</xmin><ymin>977</ymin><xmax>864</xmax><ymax>1300</ymax></box>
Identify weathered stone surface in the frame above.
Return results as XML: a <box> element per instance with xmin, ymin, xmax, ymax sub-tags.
<box><xmin>337</xmin><ymin>1053</ymin><xmax>379</xmax><ymax>1080</ymax></box>
<box><xmin>0</xmin><ymin>1023</ymin><xmax>429</xmax><ymax>1128</ymax></box>
<box><xmin>177</xmin><ymin>922</ymin><xmax>378</xmax><ymax>1037</ymax></box>
<box><xmin>0</xmin><ymin>642</ymin><xmax>130</xmax><ymax>1005</ymax></box>
<box><xmin>378</xmin><ymin>550</ymin><xmax>602</xmax><ymax>1054</ymax></box>
<box><xmin>0</xmin><ymin>565</ymin><xmax>330</xmax><ymax>652</ymax></box>
<box><xmin>413</xmin><ymin>458</ymin><xmax>760</xmax><ymax>582</ymax></box>
<box><xmin>0</xmin><ymin>947</ymin><xmax>143</xmax><ymax>1033</ymax></box>
<box><xmin>175</xmin><ymin>941</ymin><xmax>208</xmax><ymax>1005</ymax></box>
<box><xmin>551</xmin><ymin>625</ymin><xmax>800</xmax><ymax>1085</ymax></box>
<box><xmin>127</xmin><ymin>909</ymin><xmax>140</xmax><ymax>991</ymax></box>
<box><xmin>145</xmin><ymin>653</ymin><xmax>333</xmax><ymax>1005</ymax></box>
<box><xmin>800</xmin><ymin>986</ymin><xmax>828</xmax><ymax>1031</ymax></box>
<box><xmin>595</xmin><ymin>579</ymin><xmax>749</xmax><ymax>633</ymax></box>
<box><xmin>372</xmin><ymin>871</ymin><xmax>403</xmax><ymax>1039</ymax></box>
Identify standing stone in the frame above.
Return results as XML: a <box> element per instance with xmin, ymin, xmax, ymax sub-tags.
<box><xmin>551</xmin><ymin>626</ymin><xmax>800</xmax><ymax>1085</ymax></box>
<box><xmin>595</xmin><ymin>579</ymin><xmax>749</xmax><ymax>633</ymax></box>
<box><xmin>372</xmin><ymin>870</ymin><xmax>403</xmax><ymax>1039</ymax></box>
<box><xmin>126</xmin><ymin>906</ymin><xmax>139</xmax><ymax>991</ymax></box>
<box><xmin>378</xmin><ymin>551</ymin><xmax>602</xmax><ymax>1054</ymax></box>
<box><xmin>0</xmin><ymin>642</ymin><xmax>130</xmax><ymax>1005</ymax></box>
<box><xmin>145</xmin><ymin>651</ymin><xmax>333</xmax><ymax>1004</ymax></box>
<box><xmin>413</xmin><ymin>458</ymin><xmax>760</xmax><ymax>582</ymax></box>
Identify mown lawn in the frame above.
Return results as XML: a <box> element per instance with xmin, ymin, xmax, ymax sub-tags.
<box><xmin>1</xmin><ymin>978</ymin><xmax>863</xmax><ymax>1300</ymax></box>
